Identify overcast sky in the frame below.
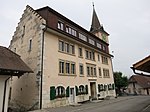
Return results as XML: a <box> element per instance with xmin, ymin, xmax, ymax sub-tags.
<box><xmin>0</xmin><ymin>0</ymin><xmax>150</xmax><ymax>77</ymax></box>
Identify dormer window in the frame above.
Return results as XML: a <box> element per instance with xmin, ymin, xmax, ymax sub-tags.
<box><xmin>57</xmin><ymin>21</ymin><xmax>64</xmax><ymax>30</ymax></box>
<box><xmin>66</xmin><ymin>25</ymin><xmax>77</xmax><ymax>37</ymax></box>
<box><xmin>97</xmin><ymin>43</ymin><xmax>102</xmax><ymax>49</ymax></box>
<box><xmin>89</xmin><ymin>38</ymin><xmax>95</xmax><ymax>45</ymax></box>
<box><xmin>79</xmin><ymin>33</ymin><xmax>87</xmax><ymax>41</ymax></box>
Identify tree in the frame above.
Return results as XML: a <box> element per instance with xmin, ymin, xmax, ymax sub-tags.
<box><xmin>113</xmin><ymin>71</ymin><xmax>128</xmax><ymax>95</ymax></box>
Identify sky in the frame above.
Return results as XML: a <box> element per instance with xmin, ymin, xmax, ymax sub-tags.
<box><xmin>0</xmin><ymin>0</ymin><xmax>150</xmax><ymax>77</ymax></box>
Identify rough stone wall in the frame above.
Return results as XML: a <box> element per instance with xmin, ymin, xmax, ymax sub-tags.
<box><xmin>9</xmin><ymin>5</ymin><xmax>46</xmax><ymax>110</ymax></box>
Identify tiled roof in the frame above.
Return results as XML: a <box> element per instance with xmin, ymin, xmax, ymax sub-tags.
<box><xmin>0</xmin><ymin>46</ymin><xmax>33</xmax><ymax>76</ymax></box>
<box><xmin>129</xmin><ymin>75</ymin><xmax>150</xmax><ymax>88</ymax></box>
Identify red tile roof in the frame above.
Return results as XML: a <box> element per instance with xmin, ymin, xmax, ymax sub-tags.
<box><xmin>0</xmin><ymin>46</ymin><xmax>33</xmax><ymax>76</ymax></box>
<box><xmin>129</xmin><ymin>75</ymin><xmax>150</xmax><ymax>88</ymax></box>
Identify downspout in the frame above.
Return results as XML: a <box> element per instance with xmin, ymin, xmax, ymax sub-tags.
<box><xmin>110</xmin><ymin>55</ymin><xmax>117</xmax><ymax>97</ymax></box>
<box><xmin>40</xmin><ymin>24</ymin><xmax>47</xmax><ymax>109</ymax></box>
<box><xmin>2</xmin><ymin>76</ymin><xmax>11</xmax><ymax>112</ymax></box>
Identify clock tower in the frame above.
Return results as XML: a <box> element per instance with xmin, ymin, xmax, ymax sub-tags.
<box><xmin>90</xmin><ymin>5</ymin><xmax>109</xmax><ymax>44</ymax></box>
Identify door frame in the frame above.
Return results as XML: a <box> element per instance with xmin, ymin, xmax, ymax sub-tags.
<box><xmin>69</xmin><ymin>87</ymin><xmax>75</xmax><ymax>104</ymax></box>
<box><xmin>90</xmin><ymin>82</ymin><xmax>97</xmax><ymax>100</ymax></box>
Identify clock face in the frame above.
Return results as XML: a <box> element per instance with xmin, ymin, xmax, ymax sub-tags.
<box><xmin>102</xmin><ymin>34</ymin><xmax>107</xmax><ymax>42</ymax></box>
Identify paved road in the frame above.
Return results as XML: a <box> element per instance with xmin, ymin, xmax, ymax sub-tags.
<box><xmin>31</xmin><ymin>96</ymin><xmax>150</xmax><ymax>112</ymax></box>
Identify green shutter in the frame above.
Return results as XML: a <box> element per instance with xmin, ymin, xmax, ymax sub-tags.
<box><xmin>101</xmin><ymin>84</ymin><xmax>104</xmax><ymax>91</ymax></box>
<box><xmin>66</xmin><ymin>86</ymin><xmax>70</xmax><ymax>97</ymax></box>
<box><xmin>104</xmin><ymin>85</ymin><xmax>107</xmax><ymax>91</ymax></box>
<box><xmin>75</xmin><ymin>86</ymin><xmax>78</xmax><ymax>96</ymax></box>
<box><xmin>112</xmin><ymin>84</ymin><xmax>115</xmax><ymax>90</ymax></box>
<box><xmin>50</xmin><ymin>86</ymin><xmax>56</xmax><ymax>100</ymax></box>
<box><xmin>98</xmin><ymin>84</ymin><xmax>100</xmax><ymax>92</ymax></box>
<box><xmin>85</xmin><ymin>85</ymin><xmax>88</xmax><ymax>94</ymax></box>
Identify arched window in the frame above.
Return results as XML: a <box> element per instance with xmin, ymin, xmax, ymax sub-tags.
<box><xmin>104</xmin><ymin>84</ymin><xmax>107</xmax><ymax>91</ymax></box>
<box><xmin>79</xmin><ymin>85</ymin><xmax>85</xmax><ymax>94</ymax></box>
<box><xmin>56</xmin><ymin>86</ymin><xmax>65</xmax><ymax>98</ymax></box>
<box><xmin>79</xmin><ymin>85</ymin><xmax>84</xmax><ymax>92</ymax></box>
<box><xmin>98</xmin><ymin>84</ymin><xmax>103</xmax><ymax>92</ymax></box>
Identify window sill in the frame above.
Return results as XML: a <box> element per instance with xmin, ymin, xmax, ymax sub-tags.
<box><xmin>103</xmin><ymin>76</ymin><xmax>110</xmax><ymax>78</ymax></box>
<box><xmin>78</xmin><ymin>56</ymin><xmax>83</xmax><ymax>58</ymax></box>
<box><xmin>58</xmin><ymin>50</ymin><xmax>76</xmax><ymax>56</ymax></box>
<box><xmin>79</xmin><ymin>75</ymin><xmax>84</xmax><ymax>77</ymax></box>
<box><xmin>85</xmin><ymin>58</ymin><xmax>95</xmax><ymax>62</ymax></box>
<box><xmin>58</xmin><ymin>73</ymin><xmax>77</xmax><ymax>76</ymax></box>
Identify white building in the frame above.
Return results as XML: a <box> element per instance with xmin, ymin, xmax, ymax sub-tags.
<box><xmin>9</xmin><ymin>5</ymin><xmax>116</xmax><ymax>110</ymax></box>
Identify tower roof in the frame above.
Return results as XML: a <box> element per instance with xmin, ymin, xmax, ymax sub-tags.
<box><xmin>90</xmin><ymin>5</ymin><xmax>109</xmax><ymax>35</ymax></box>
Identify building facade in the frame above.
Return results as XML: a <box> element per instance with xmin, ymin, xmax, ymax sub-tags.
<box><xmin>128</xmin><ymin>75</ymin><xmax>150</xmax><ymax>95</ymax></box>
<box><xmin>9</xmin><ymin>5</ymin><xmax>116</xmax><ymax>110</ymax></box>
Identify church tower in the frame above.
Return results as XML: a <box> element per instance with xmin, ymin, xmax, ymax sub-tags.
<box><xmin>90</xmin><ymin>4</ymin><xmax>109</xmax><ymax>44</ymax></box>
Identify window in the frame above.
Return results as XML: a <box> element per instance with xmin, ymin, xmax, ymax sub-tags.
<box><xmin>98</xmin><ymin>54</ymin><xmax>100</xmax><ymax>61</ymax></box>
<box><xmin>78</xmin><ymin>47</ymin><xmax>83</xmax><ymax>57</ymax></box>
<box><xmin>98</xmin><ymin>67</ymin><xmax>102</xmax><ymax>77</ymax></box>
<box><xmin>66</xmin><ymin>62</ymin><xmax>70</xmax><ymax>74</ymax></box>
<box><xmin>103</xmin><ymin>45</ymin><xmax>106</xmax><ymax>51</ymax></box>
<box><xmin>102</xmin><ymin>56</ymin><xmax>108</xmax><ymax>64</ymax></box>
<box><xmin>79</xmin><ymin>85</ymin><xmax>84</xmax><ymax>93</ymax></box>
<box><xmin>59</xmin><ymin>60</ymin><xmax>64</xmax><ymax>74</ymax></box>
<box><xmin>97</xmin><ymin>43</ymin><xmax>102</xmax><ymax>49</ymax></box>
<box><xmin>28</xmin><ymin>39</ymin><xmax>32</xmax><ymax>52</ymax></box>
<box><xmin>79</xmin><ymin>64</ymin><xmax>84</xmax><ymax>75</ymax></box>
<box><xmin>103</xmin><ymin>68</ymin><xmax>110</xmax><ymax>78</ymax></box>
<box><xmin>59</xmin><ymin>60</ymin><xmax>76</xmax><ymax>75</ymax></box>
<box><xmin>59</xmin><ymin>40</ymin><xmax>75</xmax><ymax>55</ymax></box>
<box><xmin>65</xmin><ymin>43</ymin><xmax>70</xmax><ymax>53</ymax></box>
<box><xmin>85</xmin><ymin>50</ymin><xmax>89</xmax><ymax>59</ymax></box>
<box><xmin>56</xmin><ymin>86</ymin><xmax>65</xmax><ymax>97</ymax></box>
<box><xmin>79</xmin><ymin>33</ymin><xmax>87</xmax><ymax>41</ymax></box>
<box><xmin>85</xmin><ymin>50</ymin><xmax>95</xmax><ymax>61</ymax></box>
<box><xmin>92</xmin><ymin>51</ymin><xmax>95</xmax><ymax>60</ymax></box>
<box><xmin>86</xmin><ymin>64</ymin><xmax>96</xmax><ymax>77</ymax></box>
<box><xmin>59</xmin><ymin>40</ymin><xmax>64</xmax><ymax>51</ymax></box>
<box><xmin>70</xmin><ymin>45</ymin><xmax>75</xmax><ymax>54</ymax></box>
<box><xmin>71</xmin><ymin>63</ymin><xmax>75</xmax><ymax>74</ymax></box>
<box><xmin>58</xmin><ymin>21</ymin><xmax>64</xmax><ymax>30</ymax></box>
<box><xmin>22</xmin><ymin>25</ymin><xmax>25</xmax><ymax>37</ymax></box>
<box><xmin>94</xmin><ymin>68</ymin><xmax>96</xmax><ymax>76</ymax></box>
<box><xmin>87</xmin><ymin>66</ymin><xmax>90</xmax><ymax>76</ymax></box>
<box><xmin>89</xmin><ymin>38</ymin><xmax>95</xmax><ymax>45</ymax></box>
<box><xmin>66</xmin><ymin>25</ymin><xmax>77</xmax><ymax>37</ymax></box>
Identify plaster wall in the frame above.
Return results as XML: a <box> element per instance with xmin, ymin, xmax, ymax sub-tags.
<box><xmin>0</xmin><ymin>75</ymin><xmax>10</xmax><ymax>112</ymax></box>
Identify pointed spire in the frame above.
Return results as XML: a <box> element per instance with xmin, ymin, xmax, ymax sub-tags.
<box><xmin>90</xmin><ymin>4</ymin><xmax>103</xmax><ymax>33</ymax></box>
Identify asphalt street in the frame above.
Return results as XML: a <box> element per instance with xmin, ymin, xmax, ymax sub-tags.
<box><xmin>30</xmin><ymin>96</ymin><xmax>150</xmax><ymax>112</ymax></box>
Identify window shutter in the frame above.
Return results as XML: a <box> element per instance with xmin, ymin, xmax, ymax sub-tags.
<box><xmin>85</xmin><ymin>85</ymin><xmax>88</xmax><ymax>94</ymax></box>
<box><xmin>50</xmin><ymin>86</ymin><xmax>56</xmax><ymax>100</ymax></box>
<box><xmin>98</xmin><ymin>84</ymin><xmax>100</xmax><ymax>92</ymax></box>
<box><xmin>104</xmin><ymin>85</ymin><xmax>107</xmax><ymax>91</ymax></box>
<box><xmin>112</xmin><ymin>84</ymin><xmax>115</xmax><ymax>90</ymax></box>
<box><xmin>75</xmin><ymin>86</ymin><xmax>78</xmax><ymax>96</ymax></box>
<box><xmin>66</xmin><ymin>86</ymin><xmax>70</xmax><ymax>97</ymax></box>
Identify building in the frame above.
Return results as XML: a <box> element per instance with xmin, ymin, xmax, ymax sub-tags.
<box><xmin>128</xmin><ymin>75</ymin><xmax>150</xmax><ymax>95</ymax></box>
<box><xmin>9</xmin><ymin>5</ymin><xmax>116</xmax><ymax>110</ymax></box>
<box><xmin>0</xmin><ymin>46</ymin><xmax>32</xmax><ymax>112</ymax></box>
